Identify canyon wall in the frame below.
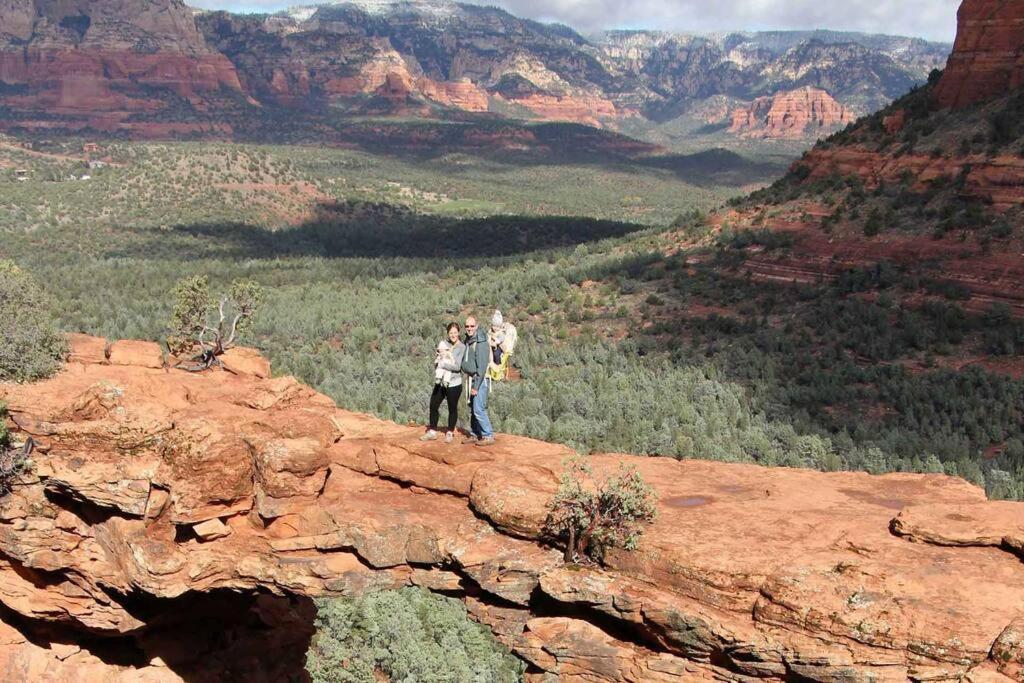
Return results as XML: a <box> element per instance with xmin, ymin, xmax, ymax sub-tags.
<box><xmin>0</xmin><ymin>0</ymin><xmax>949</xmax><ymax>136</ymax></box>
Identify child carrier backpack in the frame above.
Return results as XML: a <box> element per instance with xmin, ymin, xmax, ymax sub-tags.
<box><xmin>487</xmin><ymin>323</ymin><xmax>518</xmax><ymax>382</ymax></box>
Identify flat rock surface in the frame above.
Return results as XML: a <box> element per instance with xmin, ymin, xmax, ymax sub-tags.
<box><xmin>1</xmin><ymin>335</ymin><xmax>1022</xmax><ymax>682</ymax></box>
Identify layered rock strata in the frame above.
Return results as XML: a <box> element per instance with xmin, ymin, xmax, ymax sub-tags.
<box><xmin>799</xmin><ymin>147</ymin><xmax>1024</xmax><ymax>210</ymax></box>
<box><xmin>0</xmin><ymin>336</ymin><xmax>1022</xmax><ymax>681</ymax></box>
<box><xmin>729</xmin><ymin>87</ymin><xmax>853</xmax><ymax>139</ymax></box>
<box><xmin>934</xmin><ymin>0</ymin><xmax>1024</xmax><ymax>108</ymax></box>
<box><xmin>0</xmin><ymin>0</ymin><xmax>244</xmax><ymax>134</ymax></box>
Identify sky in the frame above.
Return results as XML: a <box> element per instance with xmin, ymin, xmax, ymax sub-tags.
<box><xmin>188</xmin><ymin>0</ymin><xmax>962</xmax><ymax>42</ymax></box>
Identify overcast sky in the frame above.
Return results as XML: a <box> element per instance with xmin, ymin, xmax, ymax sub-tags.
<box><xmin>188</xmin><ymin>0</ymin><xmax>961</xmax><ymax>42</ymax></box>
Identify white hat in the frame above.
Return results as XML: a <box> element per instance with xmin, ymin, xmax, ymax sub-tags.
<box><xmin>491</xmin><ymin>309</ymin><xmax>504</xmax><ymax>327</ymax></box>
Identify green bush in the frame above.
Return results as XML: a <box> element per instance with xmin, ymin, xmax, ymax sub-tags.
<box><xmin>544</xmin><ymin>455</ymin><xmax>658</xmax><ymax>562</ymax></box>
<box><xmin>863</xmin><ymin>209</ymin><xmax>883</xmax><ymax>237</ymax></box>
<box><xmin>0</xmin><ymin>261</ymin><xmax>67</xmax><ymax>382</ymax></box>
<box><xmin>305</xmin><ymin>588</ymin><xmax>524</xmax><ymax>683</ymax></box>
<box><xmin>0</xmin><ymin>404</ymin><xmax>8</xmax><ymax>450</ymax></box>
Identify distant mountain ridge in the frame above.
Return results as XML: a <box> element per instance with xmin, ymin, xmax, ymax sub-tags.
<box><xmin>0</xmin><ymin>0</ymin><xmax>952</xmax><ymax>143</ymax></box>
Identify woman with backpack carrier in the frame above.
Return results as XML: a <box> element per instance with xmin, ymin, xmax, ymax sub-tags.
<box><xmin>420</xmin><ymin>322</ymin><xmax>466</xmax><ymax>443</ymax></box>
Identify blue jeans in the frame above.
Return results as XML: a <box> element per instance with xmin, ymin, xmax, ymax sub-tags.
<box><xmin>469</xmin><ymin>378</ymin><xmax>494</xmax><ymax>438</ymax></box>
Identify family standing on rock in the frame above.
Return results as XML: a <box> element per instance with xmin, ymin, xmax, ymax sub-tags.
<box><xmin>420</xmin><ymin>310</ymin><xmax>517</xmax><ymax>447</ymax></box>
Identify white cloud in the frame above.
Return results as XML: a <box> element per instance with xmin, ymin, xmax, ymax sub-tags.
<box><xmin>188</xmin><ymin>0</ymin><xmax>960</xmax><ymax>41</ymax></box>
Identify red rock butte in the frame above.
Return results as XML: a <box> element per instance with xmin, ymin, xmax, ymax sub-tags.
<box><xmin>0</xmin><ymin>335</ymin><xmax>1022</xmax><ymax>681</ymax></box>
<box><xmin>729</xmin><ymin>87</ymin><xmax>853</xmax><ymax>139</ymax></box>
<box><xmin>935</xmin><ymin>0</ymin><xmax>1024</xmax><ymax>108</ymax></box>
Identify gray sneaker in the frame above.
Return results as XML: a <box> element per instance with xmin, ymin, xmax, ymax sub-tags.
<box><xmin>475</xmin><ymin>436</ymin><xmax>496</xmax><ymax>447</ymax></box>
<box><xmin>419</xmin><ymin>430</ymin><xmax>438</xmax><ymax>441</ymax></box>
<box><xmin>444</xmin><ymin>432</ymin><xmax>454</xmax><ymax>444</ymax></box>
<box><xmin>462</xmin><ymin>436</ymin><xmax>480</xmax><ymax>445</ymax></box>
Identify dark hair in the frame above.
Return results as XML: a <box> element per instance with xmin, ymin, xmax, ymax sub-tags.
<box><xmin>446</xmin><ymin>322</ymin><xmax>460</xmax><ymax>333</ymax></box>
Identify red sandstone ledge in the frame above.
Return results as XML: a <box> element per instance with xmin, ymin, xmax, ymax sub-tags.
<box><xmin>0</xmin><ymin>335</ymin><xmax>1022</xmax><ymax>682</ymax></box>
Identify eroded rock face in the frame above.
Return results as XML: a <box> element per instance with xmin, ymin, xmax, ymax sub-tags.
<box><xmin>799</xmin><ymin>146</ymin><xmax>1024</xmax><ymax>211</ymax></box>
<box><xmin>0</xmin><ymin>0</ymin><xmax>244</xmax><ymax>133</ymax></box>
<box><xmin>728</xmin><ymin>86</ymin><xmax>852</xmax><ymax>138</ymax></box>
<box><xmin>935</xmin><ymin>0</ymin><xmax>1024</xmax><ymax>108</ymax></box>
<box><xmin>1</xmin><ymin>336</ymin><xmax>1023</xmax><ymax>682</ymax></box>
<box><xmin>0</xmin><ymin>0</ymin><xmax>951</xmax><ymax>136</ymax></box>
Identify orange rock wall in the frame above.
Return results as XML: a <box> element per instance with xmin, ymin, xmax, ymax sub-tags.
<box><xmin>800</xmin><ymin>146</ymin><xmax>1024</xmax><ymax>209</ymax></box>
<box><xmin>496</xmin><ymin>92</ymin><xmax>620</xmax><ymax>127</ymax></box>
<box><xmin>0</xmin><ymin>49</ymin><xmax>243</xmax><ymax>114</ymax></box>
<box><xmin>935</xmin><ymin>0</ymin><xmax>1024</xmax><ymax>108</ymax></box>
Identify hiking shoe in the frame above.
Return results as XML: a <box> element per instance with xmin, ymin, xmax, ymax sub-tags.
<box><xmin>419</xmin><ymin>430</ymin><xmax>438</xmax><ymax>442</ymax></box>
<box><xmin>462</xmin><ymin>436</ymin><xmax>480</xmax><ymax>445</ymax></box>
<box><xmin>475</xmin><ymin>436</ymin><xmax>496</xmax><ymax>447</ymax></box>
<box><xmin>444</xmin><ymin>432</ymin><xmax>454</xmax><ymax>444</ymax></box>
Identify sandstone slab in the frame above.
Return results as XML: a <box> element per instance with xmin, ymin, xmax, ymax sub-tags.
<box><xmin>0</xmin><ymin>335</ymin><xmax>1022</xmax><ymax>682</ymax></box>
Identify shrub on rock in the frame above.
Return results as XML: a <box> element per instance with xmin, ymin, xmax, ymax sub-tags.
<box><xmin>167</xmin><ymin>275</ymin><xmax>263</xmax><ymax>371</ymax></box>
<box><xmin>0</xmin><ymin>261</ymin><xmax>67</xmax><ymax>382</ymax></box>
<box><xmin>0</xmin><ymin>403</ymin><xmax>30</xmax><ymax>496</ymax></box>
<box><xmin>545</xmin><ymin>454</ymin><xmax>658</xmax><ymax>563</ymax></box>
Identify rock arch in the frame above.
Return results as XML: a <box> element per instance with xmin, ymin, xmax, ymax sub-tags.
<box><xmin>0</xmin><ymin>335</ymin><xmax>1022</xmax><ymax>681</ymax></box>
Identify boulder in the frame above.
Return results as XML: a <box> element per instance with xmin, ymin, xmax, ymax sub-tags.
<box><xmin>192</xmin><ymin>518</ymin><xmax>231</xmax><ymax>541</ymax></box>
<box><xmin>219</xmin><ymin>346</ymin><xmax>270</xmax><ymax>378</ymax></box>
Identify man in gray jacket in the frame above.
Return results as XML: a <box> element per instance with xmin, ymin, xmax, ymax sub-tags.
<box><xmin>460</xmin><ymin>316</ymin><xmax>495</xmax><ymax>446</ymax></box>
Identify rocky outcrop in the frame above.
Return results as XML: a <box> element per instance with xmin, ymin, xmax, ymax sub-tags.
<box><xmin>799</xmin><ymin>146</ymin><xmax>1024</xmax><ymax>210</ymax></box>
<box><xmin>0</xmin><ymin>335</ymin><xmax>1022</xmax><ymax>681</ymax></box>
<box><xmin>729</xmin><ymin>87</ymin><xmax>853</xmax><ymax>138</ymax></box>
<box><xmin>934</xmin><ymin>0</ymin><xmax>1024</xmax><ymax>108</ymax></box>
<box><xmin>495</xmin><ymin>92</ymin><xmax>621</xmax><ymax>127</ymax></box>
<box><xmin>710</xmin><ymin>205</ymin><xmax>1024</xmax><ymax>317</ymax></box>
<box><xmin>417</xmin><ymin>77</ymin><xmax>489</xmax><ymax>112</ymax></box>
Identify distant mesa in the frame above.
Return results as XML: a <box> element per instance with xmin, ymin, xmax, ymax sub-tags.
<box><xmin>728</xmin><ymin>87</ymin><xmax>853</xmax><ymax>139</ymax></box>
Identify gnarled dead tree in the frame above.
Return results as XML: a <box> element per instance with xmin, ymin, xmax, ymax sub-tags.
<box><xmin>167</xmin><ymin>276</ymin><xmax>263</xmax><ymax>372</ymax></box>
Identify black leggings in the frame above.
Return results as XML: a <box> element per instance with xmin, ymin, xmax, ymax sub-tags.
<box><xmin>429</xmin><ymin>383</ymin><xmax>462</xmax><ymax>431</ymax></box>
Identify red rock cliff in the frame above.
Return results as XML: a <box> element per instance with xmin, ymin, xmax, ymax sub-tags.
<box><xmin>0</xmin><ymin>335</ymin><xmax>1022</xmax><ymax>681</ymax></box>
<box><xmin>0</xmin><ymin>0</ymin><xmax>244</xmax><ymax>133</ymax></box>
<box><xmin>934</xmin><ymin>0</ymin><xmax>1024</xmax><ymax>108</ymax></box>
<box><xmin>729</xmin><ymin>87</ymin><xmax>853</xmax><ymax>139</ymax></box>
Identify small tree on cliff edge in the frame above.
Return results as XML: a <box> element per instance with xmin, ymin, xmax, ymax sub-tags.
<box><xmin>167</xmin><ymin>276</ymin><xmax>263</xmax><ymax>371</ymax></box>
<box><xmin>544</xmin><ymin>455</ymin><xmax>658</xmax><ymax>563</ymax></box>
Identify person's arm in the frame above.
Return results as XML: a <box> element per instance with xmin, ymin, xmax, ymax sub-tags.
<box><xmin>472</xmin><ymin>341</ymin><xmax>489</xmax><ymax>391</ymax></box>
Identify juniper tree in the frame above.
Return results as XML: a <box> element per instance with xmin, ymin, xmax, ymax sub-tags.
<box><xmin>544</xmin><ymin>454</ymin><xmax>658</xmax><ymax>563</ymax></box>
<box><xmin>167</xmin><ymin>276</ymin><xmax>263</xmax><ymax>371</ymax></box>
<box><xmin>0</xmin><ymin>261</ymin><xmax>67</xmax><ymax>382</ymax></box>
